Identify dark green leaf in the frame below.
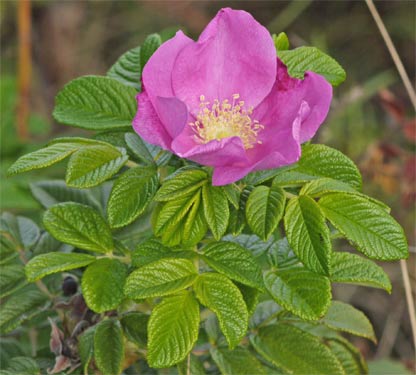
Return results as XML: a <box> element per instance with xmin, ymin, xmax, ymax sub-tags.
<box><xmin>82</xmin><ymin>258</ymin><xmax>127</xmax><ymax>313</ymax></box>
<box><xmin>140</xmin><ymin>34</ymin><xmax>162</xmax><ymax>72</ymax></box>
<box><xmin>319</xmin><ymin>193</ymin><xmax>408</xmax><ymax>260</ymax></box>
<box><xmin>120</xmin><ymin>312</ymin><xmax>149</xmax><ymax>346</ymax></box>
<box><xmin>211</xmin><ymin>347</ymin><xmax>266</xmax><ymax>375</ymax></box>
<box><xmin>107</xmin><ymin>46</ymin><xmax>141</xmax><ymax>91</ymax></box>
<box><xmin>0</xmin><ymin>265</ymin><xmax>27</xmax><ymax>298</ymax></box>
<box><xmin>43</xmin><ymin>203</ymin><xmax>113</xmax><ymax>253</ymax></box>
<box><xmin>53</xmin><ymin>76</ymin><xmax>137</xmax><ymax>130</ymax></box>
<box><xmin>94</xmin><ymin>319</ymin><xmax>124</xmax><ymax>375</ymax></box>
<box><xmin>26</xmin><ymin>252</ymin><xmax>96</xmax><ymax>281</ymax></box>
<box><xmin>202</xmin><ymin>184</ymin><xmax>229</xmax><ymax>240</ymax></box>
<box><xmin>78</xmin><ymin>326</ymin><xmax>96</xmax><ymax>374</ymax></box>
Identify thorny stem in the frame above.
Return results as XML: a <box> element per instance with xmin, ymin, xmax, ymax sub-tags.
<box><xmin>365</xmin><ymin>0</ymin><xmax>416</xmax><ymax>110</ymax></box>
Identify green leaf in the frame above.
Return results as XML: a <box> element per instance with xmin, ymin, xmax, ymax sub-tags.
<box><xmin>0</xmin><ymin>286</ymin><xmax>47</xmax><ymax>334</ymax></box>
<box><xmin>32</xmin><ymin>231</ymin><xmax>73</xmax><ymax>255</ymax></box>
<box><xmin>66</xmin><ymin>145</ymin><xmax>128</xmax><ymax>188</ymax></box>
<box><xmin>322</xmin><ymin>301</ymin><xmax>376</xmax><ymax>342</ymax></box>
<box><xmin>107</xmin><ymin>46</ymin><xmax>141</xmax><ymax>91</ymax></box>
<box><xmin>275</xmin><ymin>144</ymin><xmax>362</xmax><ymax>189</ymax></box>
<box><xmin>132</xmin><ymin>238</ymin><xmax>179</xmax><ymax>267</ymax></box>
<box><xmin>107</xmin><ymin>166</ymin><xmax>159</xmax><ymax>228</ymax></box>
<box><xmin>140</xmin><ymin>34</ymin><xmax>162</xmax><ymax>72</ymax></box>
<box><xmin>177</xmin><ymin>354</ymin><xmax>206</xmax><ymax>375</ymax></box>
<box><xmin>319</xmin><ymin>193</ymin><xmax>408</xmax><ymax>260</ymax></box>
<box><xmin>120</xmin><ymin>312</ymin><xmax>149</xmax><ymax>346</ymax></box>
<box><xmin>1</xmin><ymin>214</ymin><xmax>40</xmax><ymax>251</ymax></box>
<box><xmin>273</xmin><ymin>32</ymin><xmax>290</xmax><ymax>51</ymax></box>
<box><xmin>301</xmin><ymin>178</ymin><xmax>390</xmax><ymax>212</ymax></box>
<box><xmin>211</xmin><ymin>347</ymin><xmax>266</xmax><ymax>375</ymax></box>
<box><xmin>330</xmin><ymin>252</ymin><xmax>391</xmax><ymax>292</ymax></box>
<box><xmin>284</xmin><ymin>196</ymin><xmax>331</xmax><ymax>275</ymax></box>
<box><xmin>246</xmin><ymin>184</ymin><xmax>286</xmax><ymax>240</ymax></box>
<box><xmin>278</xmin><ymin>46</ymin><xmax>346</xmax><ymax>86</ymax></box>
<box><xmin>195</xmin><ymin>273</ymin><xmax>248</xmax><ymax>348</ymax></box>
<box><xmin>82</xmin><ymin>258</ymin><xmax>126</xmax><ymax>313</ymax></box>
<box><xmin>0</xmin><ymin>265</ymin><xmax>27</xmax><ymax>298</ymax></box>
<box><xmin>30</xmin><ymin>180</ymin><xmax>101</xmax><ymax>210</ymax></box>
<box><xmin>26</xmin><ymin>252</ymin><xmax>96</xmax><ymax>281</ymax></box>
<box><xmin>53</xmin><ymin>76</ymin><xmax>137</xmax><ymax>130</ymax></box>
<box><xmin>327</xmin><ymin>338</ymin><xmax>368</xmax><ymax>375</ymax></box>
<box><xmin>264</xmin><ymin>268</ymin><xmax>331</xmax><ymax>320</ymax></box>
<box><xmin>124</xmin><ymin>258</ymin><xmax>197</xmax><ymax>299</ymax></box>
<box><xmin>227</xmin><ymin>186</ymin><xmax>253</xmax><ymax>235</ymax></box>
<box><xmin>236</xmin><ymin>283</ymin><xmax>260</xmax><ymax>316</ymax></box>
<box><xmin>7</xmin><ymin>142</ymin><xmax>79</xmax><ymax>176</ymax></box>
<box><xmin>202</xmin><ymin>241</ymin><xmax>263</xmax><ymax>289</ymax></box>
<box><xmin>125</xmin><ymin>132</ymin><xmax>171</xmax><ymax>166</ymax></box>
<box><xmin>1</xmin><ymin>357</ymin><xmax>40</xmax><ymax>375</ymax></box>
<box><xmin>155</xmin><ymin>167</ymin><xmax>208</xmax><ymax>201</ymax></box>
<box><xmin>222</xmin><ymin>183</ymin><xmax>240</xmax><ymax>209</ymax></box>
<box><xmin>251</xmin><ymin>323</ymin><xmax>344</xmax><ymax>375</ymax></box>
<box><xmin>249</xmin><ymin>300</ymin><xmax>281</xmax><ymax>329</ymax></box>
<box><xmin>78</xmin><ymin>326</ymin><xmax>96</xmax><ymax>374</ymax></box>
<box><xmin>94</xmin><ymin>319</ymin><xmax>124</xmax><ymax>375</ymax></box>
<box><xmin>148</xmin><ymin>291</ymin><xmax>200</xmax><ymax>368</ymax></box>
<box><xmin>43</xmin><ymin>202</ymin><xmax>113</xmax><ymax>253</ymax></box>
<box><xmin>202</xmin><ymin>184</ymin><xmax>229</xmax><ymax>240</ymax></box>
<box><xmin>182</xmin><ymin>192</ymin><xmax>208</xmax><ymax>246</ymax></box>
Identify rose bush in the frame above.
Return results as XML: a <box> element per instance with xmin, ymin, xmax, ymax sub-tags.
<box><xmin>134</xmin><ymin>8</ymin><xmax>332</xmax><ymax>185</ymax></box>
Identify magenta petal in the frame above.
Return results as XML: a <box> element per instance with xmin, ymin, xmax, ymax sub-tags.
<box><xmin>155</xmin><ymin>97</ymin><xmax>188</xmax><ymax>139</ymax></box>
<box><xmin>172</xmin><ymin>8</ymin><xmax>277</xmax><ymax>112</ymax></box>
<box><xmin>297</xmin><ymin>71</ymin><xmax>333</xmax><ymax>143</ymax></box>
<box><xmin>142</xmin><ymin>31</ymin><xmax>193</xmax><ymax>105</ymax></box>
<box><xmin>133</xmin><ymin>91</ymin><xmax>172</xmax><ymax>150</ymax></box>
<box><xmin>172</xmin><ymin>136</ymin><xmax>248</xmax><ymax>167</ymax></box>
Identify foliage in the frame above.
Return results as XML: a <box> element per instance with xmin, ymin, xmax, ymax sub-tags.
<box><xmin>1</xmin><ymin>28</ymin><xmax>408</xmax><ymax>375</ymax></box>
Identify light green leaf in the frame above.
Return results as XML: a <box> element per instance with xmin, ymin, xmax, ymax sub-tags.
<box><xmin>107</xmin><ymin>166</ymin><xmax>159</xmax><ymax>228</ymax></box>
<box><xmin>211</xmin><ymin>347</ymin><xmax>266</xmax><ymax>375</ymax></box>
<box><xmin>120</xmin><ymin>312</ymin><xmax>149</xmax><ymax>346</ymax></box>
<box><xmin>0</xmin><ymin>265</ymin><xmax>27</xmax><ymax>298</ymax></box>
<box><xmin>195</xmin><ymin>273</ymin><xmax>248</xmax><ymax>348</ymax></box>
<box><xmin>202</xmin><ymin>241</ymin><xmax>263</xmax><ymax>289</ymax></box>
<box><xmin>322</xmin><ymin>301</ymin><xmax>376</xmax><ymax>342</ymax></box>
<box><xmin>7</xmin><ymin>142</ymin><xmax>79</xmax><ymax>176</ymax></box>
<box><xmin>275</xmin><ymin>144</ymin><xmax>362</xmax><ymax>189</ymax></box>
<box><xmin>273</xmin><ymin>32</ymin><xmax>290</xmax><ymax>51</ymax></box>
<box><xmin>0</xmin><ymin>286</ymin><xmax>47</xmax><ymax>334</ymax></box>
<box><xmin>202</xmin><ymin>184</ymin><xmax>229</xmax><ymax>240</ymax></box>
<box><xmin>82</xmin><ymin>258</ymin><xmax>127</xmax><ymax>313</ymax></box>
<box><xmin>1</xmin><ymin>357</ymin><xmax>40</xmax><ymax>375</ymax></box>
<box><xmin>319</xmin><ymin>193</ymin><xmax>408</xmax><ymax>260</ymax></box>
<box><xmin>327</xmin><ymin>337</ymin><xmax>368</xmax><ymax>375</ymax></box>
<box><xmin>251</xmin><ymin>323</ymin><xmax>344</xmax><ymax>375</ymax></box>
<box><xmin>131</xmin><ymin>238</ymin><xmax>182</xmax><ymax>267</ymax></box>
<box><xmin>222</xmin><ymin>183</ymin><xmax>240</xmax><ymax>209</ymax></box>
<box><xmin>30</xmin><ymin>180</ymin><xmax>101</xmax><ymax>210</ymax></box>
<box><xmin>278</xmin><ymin>46</ymin><xmax>346</xmax><ymax>86</ymax></box>
<box><xmin>284</xmin><ymin>196</ymin><xmax>331</xmax><ymax>275</ymax></box>
<box><xmin>53</xmin><ymin>76</ymin><xmax>137</xmax><ymax>130</ymax></box>
<box><xmin>94</xmin><ymin>319</ymin><xmax>124</xmax><ymax>375</ymax></box>
<box><xmin>155</xmin><ymin>167</ymin><xmax>208</xmax><ymax>201</ymax></box>
<box><xmin>246</xmin><ymin>184</ymin><xmax>285</xmax><ymax>240</ymax></box>
<box><xmin>264</xmin><ymin>268</ymin><xmax>331</xmax><ymax>320</ymax></box>
<box><xmin>107</xmin><ymin>46</ymin><xmax>141</xmax><ymax>91</ymax></box>
<box><xmin>43</xmin><ymin>202</ymin><xmax>113</xmax><ymax>253</ymax></box>
<box><xmin>66</xmin><ymin>145</ymin><xmax>128</xmax><ymax>188</ymax></box>
<box><xmin>140</xmin><ymin>34</ymin><xmax>162</xmax><ymax>72</ymax></box>
<box><xmin>124</xmin><ymin>258</ymin><xmax>197</xmax><ymax>299</ymax></box>
<box><xmin>148</xmin><ymin>291</ymin><xmax>200</xmax><ymax>368</ymax></box>
<box><xmin>330</xmin><ymin>252</ymin><xmax>391</xmax><ymax>292</ymax></box>
<box><xmin>26</xmin><ymin>252</ymin><xmax>96</xmax><ymax>281</ymax></box>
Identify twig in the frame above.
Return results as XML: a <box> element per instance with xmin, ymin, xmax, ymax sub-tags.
<box><xmin>365</xmin><ymin>0</ymin><xmax>416</xmax><ymax>110</ymax></box>
<box><xmin>186</xmin><ymin>353</ymin><xmax>191</xmax><ymax>375</ymax></box>
<box><xmin>400</xmin><ymin>259</ymin><xmax>416</xmax><ymax>350</ymax></box>
<box><xmin>17</xmin><ymin>0</ymin><xmax>32</xmax><ymax>141</ymax></box>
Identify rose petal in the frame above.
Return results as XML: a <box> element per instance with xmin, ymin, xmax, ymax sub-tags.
<box><xmin>133</xmin><ymin>91</ymin><xmax>171</xmax><ymax>150</ymax></box>
<box><xmin>155</xmin><ymin>96</ymin><xmax>189</xmax><ymax>139</ymax></box>
<box><xmin>142</xmin><ymin>30</ymin><xmax>193</xmax><ymax>105</ymax></box>
<box><xmin>172</xmin><ymin>8</ymin><xmax>276</xmax><ymax>112</ymax></box>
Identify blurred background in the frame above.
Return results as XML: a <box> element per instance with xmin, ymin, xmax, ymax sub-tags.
<box><xmin>1</xmin><ymin>0</ymin><xmax>415</xmax><ymax>373</ymax></box>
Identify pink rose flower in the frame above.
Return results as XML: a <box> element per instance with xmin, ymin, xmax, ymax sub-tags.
<box><xmin>133</xmin><ymin>8</ymin><xmax>332</xmax><ymax>185</ymax></box>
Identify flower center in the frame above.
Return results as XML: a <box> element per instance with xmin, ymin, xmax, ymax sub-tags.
<box><xmin>189</xmin><ymin>94</ymin><xmax>264</xmax><ymax>149</ymax></box>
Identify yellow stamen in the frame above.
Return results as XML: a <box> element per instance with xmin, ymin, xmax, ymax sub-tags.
<box><xmin>189</xmin><ymin>94</ymin><xmax>264</xmax><ymax>149</ymax></box>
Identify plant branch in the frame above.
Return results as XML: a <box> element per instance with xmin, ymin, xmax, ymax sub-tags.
<box><xmin>400</xmin><ymin>259</ymin><xmax>416</xmax><ymax>350</ymax></box>
<box><xmin>365</xmin><ymin>0</ymin><xmax>416</xmax><ymax>110</ymax></box>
